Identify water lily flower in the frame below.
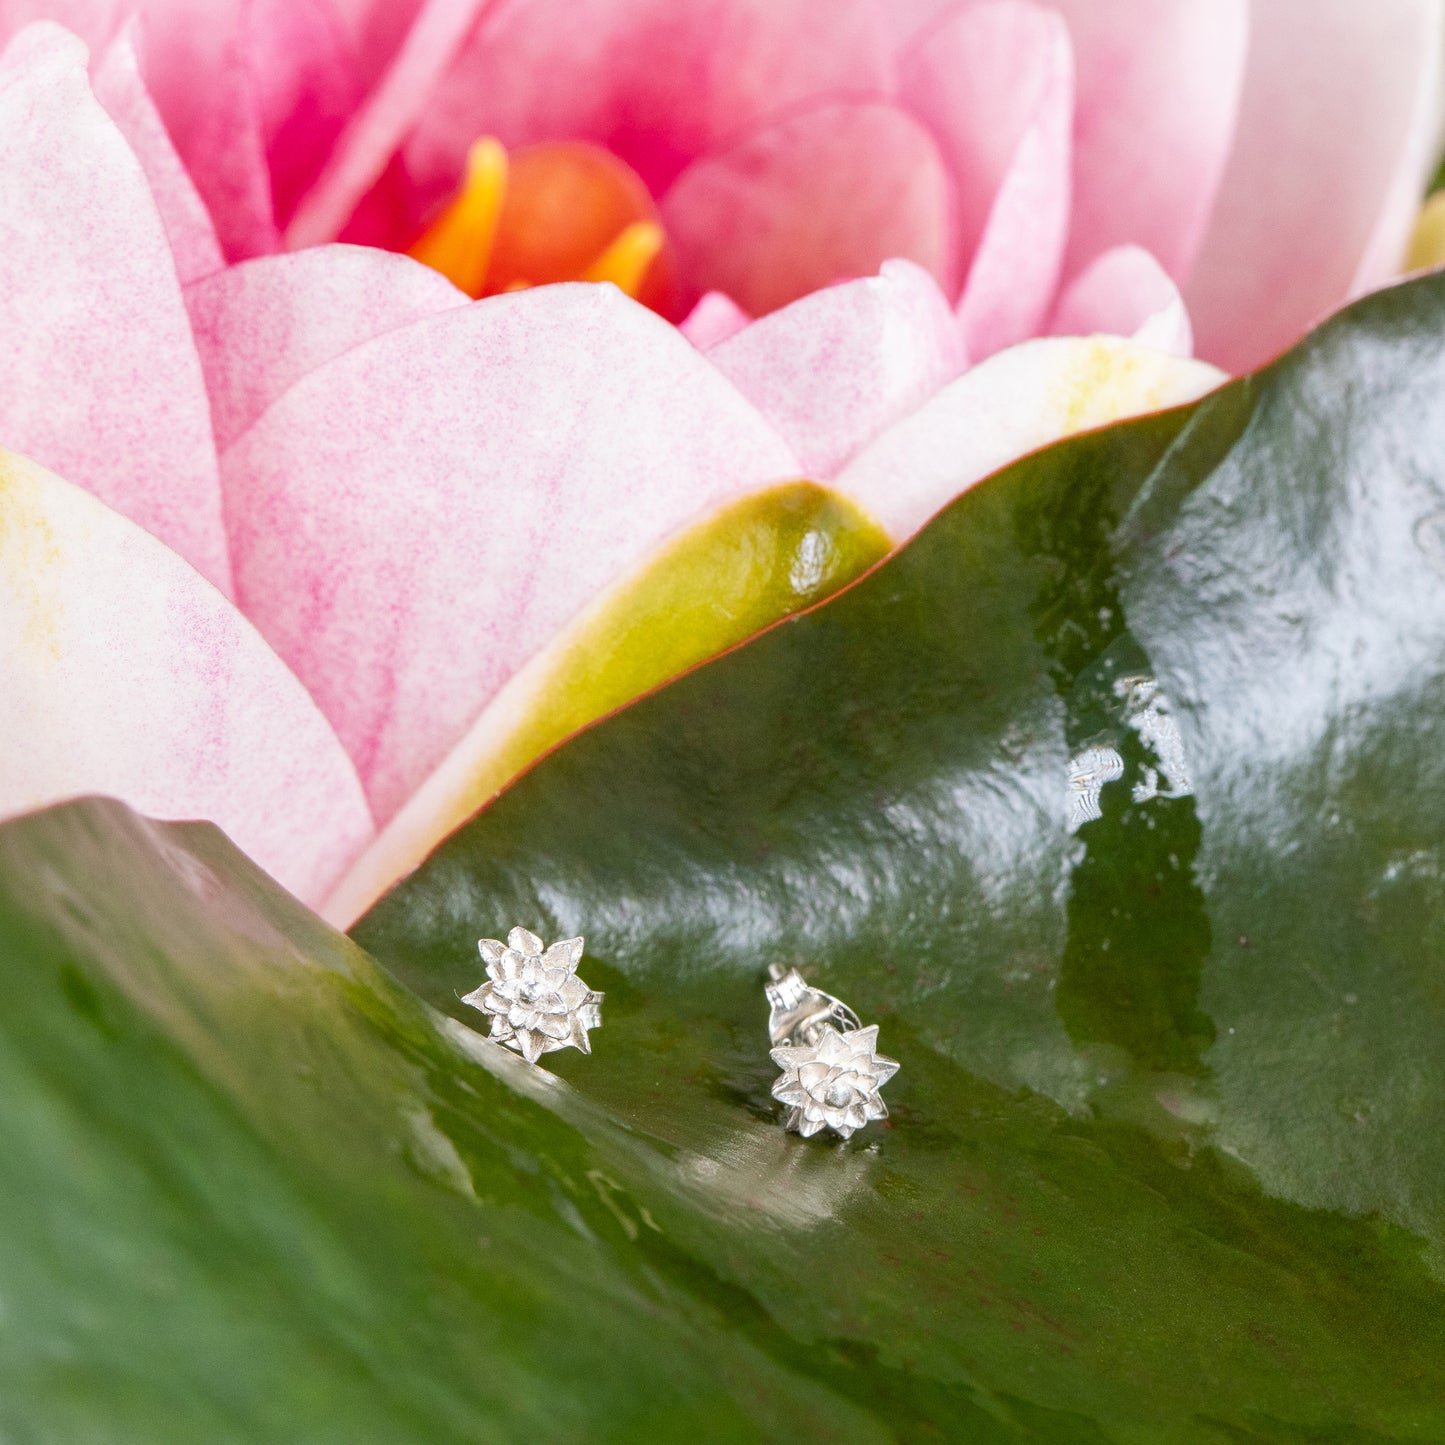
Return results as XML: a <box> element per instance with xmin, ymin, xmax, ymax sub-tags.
<box><xmin>3</xmin><ymin>0</ymin><xmax>1439</xmax><ymax>371</ymax></box>
<box><xmin>0</xmin><ymin>19</ymin><xmax>1214</xmax><ymax>916</ymax></box>
<box><xmin>0</xmin><ymin>3</ymin><xmax>1439</xmax><ymax>924</ymax></box>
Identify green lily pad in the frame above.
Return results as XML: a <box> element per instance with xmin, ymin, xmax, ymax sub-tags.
<box><xmin>357</xmin><ymin>274</ymin><xmax>1445</xmax><ymax>1436</ymax></box>
<box><xmin>0</xmin><ymin>800</ymin><xmax>887</xmax><ymax>1442</ymax></box>
<box><xmin>6</xmin><ymin>275</ymin><xmax>1445</xmax><ymax>1441</ymax></box>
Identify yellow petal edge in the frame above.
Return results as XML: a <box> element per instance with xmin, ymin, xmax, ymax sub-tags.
<box><xmin>324</xmin><ymin>481</ymin><xmax>890</xmax><ymax>926</ymax></box>
<box><xmin>1406</xmin><ymin>190</ymin><xmax>1445</xmax><ymax>273</ymax></box>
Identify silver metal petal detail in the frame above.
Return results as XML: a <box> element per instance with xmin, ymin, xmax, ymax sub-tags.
<box><xmin>770</xmin><ymin>1021</ymin><xmax>898</xmax><ymax>1141</ymax></box>
<box><xmin>464</xmin><ymin>929</ymin><xmax>602</xmax><ymax>1063</ymax></box>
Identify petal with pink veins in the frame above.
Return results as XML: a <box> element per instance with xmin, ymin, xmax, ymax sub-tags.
<box><xmin>1050</xmin><ymin>0</ymin><xmax>1247</xmax><ymax>285</ymax></box>
<box><xmin>0</xmin><ymin>447</ymin><xmax>374</xmax><ymax>907</ymax></box>
<box><xmin>19</xmin><ymin>0</ymin><xmax>364</xmax><ymax>258</ymax></box>
<box><xmin>835</xmin><ymin>335</ymin><xmax>1224</xmax><ymax>542</ymax></box>
<box><xmin>1050</xmin><ymin>244</ymin><xmax>1194</xmax><ymax>359</ymax></box>
<box><xmin>91</xmin><ymin>24</ymin><xmax>223</xmax><ymax>286</ymax></box>
<box><xmin>901</xmin><ymin>1</ymin><xmax>1074</xmax><ymax>359</ymax></box>
<box><xmin>706</xmin><ymin>260</ymin><xmax>967</xmax><ymax>477</ymax></box>
<box><xmin>220</xmin><ymin>283</ymin><xmax>802</xmax><ymax>825</ymax></box>
<box><xmin>1185</xmin><ymin>0</ymin><xmax>1445</xmax><ymax>373</ymax></box>
<box><xmin>125</xmin><ymin>0</ymin><xmax>278</xmax><ymax>258</ymax></box>
<box><xmin>186</xmin><ymin>245</ymin><xmax>468</xmax><ymax>452</ymax></box>
<box><xmin>0</xmin><ymin>23</ymin><xmax>231</xmax><ymax>593</ymax></box>
<box><xmin>662</xmin><ymin>99</ymin><xmax>955</xmax><ymax>319</ymax></box>
<box><xmin>402</xmin><ymin>0</ymin><xmax>891</xmax><ymax>217</ymax></box>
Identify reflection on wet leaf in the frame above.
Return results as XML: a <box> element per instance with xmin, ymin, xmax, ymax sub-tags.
<box><xmin>1120</xmin><ymin>676</ymin><xmax>1192</xmax><ymax>804</ymax></box>
<box><xmin>1067</xmin><ymin>744</ymin><xmax>1124</xmax><ymax>830</ymax></box>
<box><xmin>676</xmin><ymin>1127</ymin><xmax>876</xmax><ymax>1229</ymax></box>
<box><xmin>1067</xmin><ymin>675</ymin><xmax>1193</xmax><ymax>831</ymax></box>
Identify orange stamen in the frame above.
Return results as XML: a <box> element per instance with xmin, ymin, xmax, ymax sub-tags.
<box><xmin>407</xmin><ymin>137</ymin><xmax>508</xmax><ymax>298</ymax></box>
<box><xmin>408</xmin><ymin>137</ymin><xmax>675</xmax><ymax>313</ymax></box>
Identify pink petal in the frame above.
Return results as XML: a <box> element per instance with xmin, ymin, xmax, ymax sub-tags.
<box><xmin>248</xmin><ymin>0</ymin><xmax>365</xmax><ymax>233</ymax></box>
<box><xmin>0</xmin><ymin>448</ymin><xmax>374</xmax><ymax>907</ymax></box>
<box><xmin>877</xmin><ymin>0</ymin><xmax>958</xmax><ymax>48</ymax></box>
<box><xmin>1050</xmin><ymin>244</ymin><xmax>1193</xmax><ymax>359</ymax></box>
<box><xmin>90</xmin><ymin>25</ymin><xmax>223</xmax><ymax>286</ymax></box>
<box><xmin>324</xmin><ymin>0</ymin><xmax>426</xmax><ymax>89</ymax></box>
<box><xmin>219</xmin><ymin>283</ymin><xmax>801</xmax><ymax>824</ymax></box>
<box><xmin>706</xmin><ymin>261</ymin><xmax>967</xmax><ymax>478</ymax></box>
<box><xmin>185</xmin><ymin>245</ymin><xmax>468</xmax><ymax>452</ymax></box>
<box><xmin>0</xmin><ymin>24</ymin><xmax>230</xmax><ymax>593</ymax></box>
<box><xmin>285</xmin><ymin>0</ymin><xmax>488</xmax><ymax>250</ymax></box>
<box><xmin>4</xmin><ymin>1</ymin><xmax>366</xmax><ymax>257</ymax></box>
<box><xmin>0</xmin><ymin>0</ymin><xmax>119</xmax><ymax>46</ymax></box>
<box><xmin>400</xmin><ymin>0</ymin><xmax>891</xmax><ymax>230</ymax></box>
<box><xmin>127</xmin><ymin>0</ymin><xmax>278</xmax><ymax>259</ymax></box>
<box><xmin>1050</xmin><ymin>0</ymin><xmax>1247</xmax><ymax>284</ymax></box>
<box><xmin>679</xmin><ymin>291</ymin><xmax>751</xmax><ymax>349</ymax></box>
<box><xmin>835</xmin><ymin>336</ymin><xmax>1223</xmax><ymax>541</ymax></box>
<box><xmin>661</xmin><ymin>99</ymin><xmax>955</xmax><ymax>319</ymax></box>
<box><xmin>901</xmin><ymin>2</ymin><xmax>1074</xmax><ymax>358</ymax></box>
<box><xmin>1186</xmin><ymin>0</ymin><xmax>1445</xmax><ymax>373</ymax></box>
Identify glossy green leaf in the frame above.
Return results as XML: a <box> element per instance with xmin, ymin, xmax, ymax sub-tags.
<box><xmin>7</xmin><ymin>275</ymin><xmax>1445</xmax><ymax>1442</ymax></box>
<box><xmin>0</xmin><ymin>801</ymin><xmax>885</xmax><ymax>1442</ymax></box>
<box><xmin>357</xmin><ymin>274</ymin><xmax>1445</xmax><ymax>1437</ymax></box>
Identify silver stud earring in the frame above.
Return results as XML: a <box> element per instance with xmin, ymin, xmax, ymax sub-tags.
<box><xmin>765</xmin><ymin>963</ymin><xmax>898</xmax><ymax>1140</ymax></box>
<box><xmin>462</xmin><ymin>927</ymin><xmax>603</xmax><ymax>1064</ymax></box>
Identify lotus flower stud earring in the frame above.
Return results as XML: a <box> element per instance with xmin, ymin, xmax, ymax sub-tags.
<box><xmin>462</xmin><ymin>927</ymin><xmax>603</xmax><ymax>1063</ymax></box>
<box><xmin>765</xmin><ymin>964</ymin><xmax>898</xmax><ymax>1140</ymax></box>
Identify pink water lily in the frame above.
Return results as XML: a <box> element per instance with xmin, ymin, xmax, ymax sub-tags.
<box><xmin>0</xmin><ymin>4</ymin><xmax>1439</xmax><ymax>921</ymax></box>
<box><xmin>3</xmin><ymin>0</ymin><xmax>1440</xmax><ymax>368</ymax></box>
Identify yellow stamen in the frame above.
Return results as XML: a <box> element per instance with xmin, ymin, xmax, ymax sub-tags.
<box><xmin>1406</xmin><ymin>189</ymin><xmax>1445</xmax><ymax>272</ymax></box>
<box><xmin>407</xmin><ymin>137</ymin><xmax>508</xmax><ymax>298</ymax></box>
<box><xmin>580</xmin><ymin>220</ymin><xmax>666</xmax><ymax>300</ymax></box>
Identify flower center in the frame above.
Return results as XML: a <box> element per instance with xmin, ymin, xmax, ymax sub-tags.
<box><xmin>409</xmin><ymin>137</ymin><xmax>675</xmax><ymax>313</ymax></box>
<box><xmin>824</xmin><ymin>1082</ymin><xmax>854</xmax><ymax>1110</ymax></box>
<box><xmin>517</xmin><ymin>981</ymin><xmax>542</xmax><ymax>1006</ymax></box>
